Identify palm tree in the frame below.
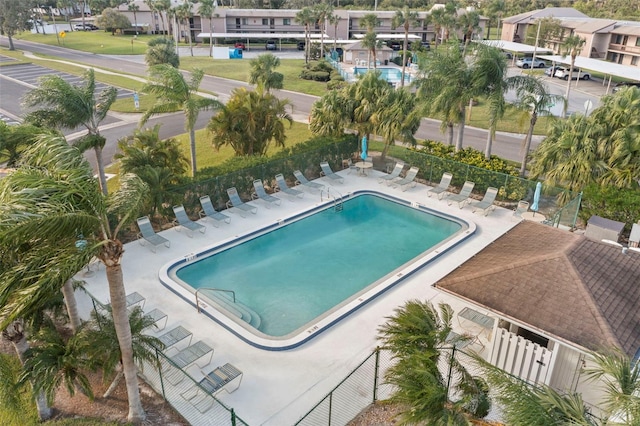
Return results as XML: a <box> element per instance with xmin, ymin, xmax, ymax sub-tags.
<box><xmin>0</xmin><ymin>136</ymin><xmax>149</xmax><ymax>422</ymax></box>
<box><xmin>473</xmin><ymin>44</ymin><xmax>513</xmax><ymax>159</ymax></box>
<box><xmin>153</xmin><ymin>0</ymin><xmax>171</xmax><ymax>36</ymax></box>
<box><xmin>391</xmin><ymin>7</ymin><xmax>420</xmax><ymax>88</ymax></box>
<box><xmin>313</xmin><ymin>3</ymin><xmax>332</xmax><ymax>58</ymax></box>
<box><xmin>141</xmin><ymin>64</ymin><xmax>223</xmax><ymax>178</ymax></box>
<box><xmin>21</xmin><ymin>68</ymin><xmax>116</xmax><ymax>196</ymax></box>
<box><xmin>378</xmin><ymin>300</ymin><xmax>484</xmax><ymax>425</ymax></box>
<box><xmin>415</xmin><ymin>46</ymin><xmax>478</xmax><ymax>152</ymax></box>
<box><xmin>458</xmin><ymin>10</ymin><xmax>481</xmax><ymax>55</ymax></box>
<box><xmin>584</xmin><ymin>347</ymin><xmax>640</xmax><ymax>423</ymax></box>
<box><xmin>295</xmin><ymin>7</ymin><xmax>315</xmax><ymax>64</ymax></box>
<box><xmin>371</xmin><ymin>88</ymin><xmax>421</xmax><ymax>160</ymax></box>
<box><xmin>560</xmin><ymin>34</ymin><xmax>586</xmax><ymax>118</ymax></box>
<box><xmin>309</xmin><ymin>89</ymin><xmax>353</xmax><ymax>138</ymax></box>
<box><xmin>174</xmin><ymin>1</ymin><xmax>193</xmax><ymax>56</ymax></box>
<box><xmin>146</xmin><ymin>37</ymin><xmax>180</xmax><ymax>67</ymax></box>
<box><xmin>208</xmin><ymin>88</ymin><xmax>292</xmax><ymax>156</ymax></box>
<box><xmin>249</xmin><ymin>53</ymin><xmax>284</xmax><ymax>93</ymax></box>
<box><xmin>474</xmin><ymin>353</ymin><xmax>598</xmax><ymax>426</ymax></box>
<box><xmin>485</xmin><ymin>0</ymin><xmax>505</xmax><ymax>40</ymax></box>
<box><xmin>128</xmin><ymin>1</ymin><xmax>140</xmax><ymax>34</ymax></box>
<box><xmin>328</xmin><ymin>13</ymin><xmax>341</xmax><ymax>54</ymax></box>
<box><xmin>198</xmin><ymin>0</ymin><xmax>215</xmax><ymax>57</ymax></box>
<box><xmin>360</xmin><ymin>13</ymin><xmax>380</xmax><ymax>69</ymax></box>
<box><xmin>431</xmin><ymin>7</ymin><xmax>447</xmax><ymax>50</ymax></box>
<box><xmin>511</xmin><ymin>76</ymin><xmax>566</xmax><ymax>177</ymax></box>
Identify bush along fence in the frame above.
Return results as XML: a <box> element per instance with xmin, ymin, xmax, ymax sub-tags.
<box><xmin>163</xmin><ymin>135</ymin><xmax>579</xmax><ymax>230</ymax></box>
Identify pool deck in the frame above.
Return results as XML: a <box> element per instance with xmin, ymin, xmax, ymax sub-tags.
<box><xmin>75</xmin><ymin>169</ymin><xmax>519</xmax><ymax>425</ymax></box>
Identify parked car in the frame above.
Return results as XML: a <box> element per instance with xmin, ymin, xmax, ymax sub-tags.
<box><xmin>612</xmin><ymin>81</ymin><xmax>640</xmax><ymax>92</ymax></box>
<box><xmin>544</xmin><ymin>65</ymin><xmax>563</xmax><ymax>77</ymax></box>
<box><xmin>297</xmin><ymin>41</ymin><xmax>305</xmax><ymax>50</ymax></box>
<box><xmin>503</xmin><ymin>51</ymin><xmax>513</xmax><ymax>60</ymax></box>
<box><xmin>515</xmin><ymin>57</ymin><xmax>547</xmax><ymax>69</ymax></box>
<box><xmin>389</xmin><ymin>41</ymin><xmax>401</xmax><ymax>51</ymax></box>
<box><xmin>73</xmin><ymin>23</ymin><xmax>98</xmax><ymax>31</ymax></box>
<box><xmin>265</xmin><ymin>39</ymin><xmax>277</xmax><ymax>50</ymax></box>
<box><xmin>234</xmin><ymin>41</ymin><xmax>246</xmax><ymax>50</ymax></box>
<box><xmin>421</xmin><ymin>41</ymin><xmax>431</xmax><ymax>51</ymax></box>
<box><xmin>554</xmin><ymin>67</ymin><xmax>591</xmax><ymax>80</ymax></box>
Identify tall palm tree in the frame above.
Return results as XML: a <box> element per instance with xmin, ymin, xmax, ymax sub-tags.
<box><xmin>360</xmin><ymin>13</ymin><xmax>380</xmax><ymax>69</ymax></box>
<box><xmin>511</xmin><ymin>76</ymin><xmax>565</xmax><ymax>177</ymax></box>
<box><xmin>21</xmin><ymin>68</ymin><xmax>116</xmax><ymax>196</ymax></box>
<box><xmin>391</xmin><ymin>7</ymin><xmax>420</xmax><ymax>88</ymax></box>
<box><xmin>208</xmin><ymin>87</ymin><xmax>292</xmax><ymax>156</ymax></box>
<box><xmin>295</xmin><ymin>7</ymin><xmax>315</xmax><ymax>64</ymax></box>
<box><xmin>249</xmin><ymin>53</ymin><xmax>284</xmax><ymax>93</ymax></box>
<box><xmin>484</xmin><ymin>0</ymin><xmax>505</xmax><ymax>40</ymax></box>
<box><xmin>313</xmin><ymin>3</ymin><xmax>332</xmax><ymax>58</ymax></box>
<box><xmin>127</xmin><ymin>1</ymin><xmax>140</xmax><ymax>34</ymax></box>
<box><xmin>146</xmin><ymin>36</ymin><xmax>180</xmax><ymax>67</ymax></box>
<box><xmin>560</xmin><ymin>34</ymin><xmax>586</xmax><ymax>118</ymax></box>
<box><xmin>415</xmin><ymin>46</ymin><xmax>478</xmax><ymax>152</ymax></box>
<box><xmin>328</xmin><ymin>12</ymin><xmax>341</xmax><ymax>54</ymax></box>
<box><xmin>141</xmin><ymin>64</ymin><xmax>223</xmax><ymax>178</ymax></box>
<box><xmin>174</xmin><ymin>1</ymin><xmax>193</xmax><ymax>56</ymax></box>
<box><xmin>458</xmin><ymin>10</ymin><xmax>481</xmax><ymax>55</ymax></box>
<box><xmin>309</xmin><ymin>89</ymin><xmax>354</xmax><ymax>138</ymax></box>
<box><xmin>371</xmin><ymin>88</ymin><xmax>421</xmax><ymax>160</ymax></box>
<box><xmin>0</xmin><ymin>136</ymin><xmax>149</xmax><ymax>422</ymax></box>
<box><xmin>153</xmin><ymin>0</ymin><xmax>171</xmax><ymax>36</ymax></box>
<box><xmin>431</xmin><ymin>7</ymin><xmax>447</xmax><ymax>50</ymax></box>
<box><xmin>378</xmin><ymin>300</ymin><xmax>483</xmax><ymax>425</ymax></box>
<box><xmin>198</xmin><ymin>0</ymin><xmax>215</xmax><ymax>57</ymax></box>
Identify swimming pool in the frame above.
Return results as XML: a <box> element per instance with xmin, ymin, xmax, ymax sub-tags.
<box><xmin>353</xmin><ymin>66</ymin><xmax>411</xmax><ymax>84</ymax></box>
<box><xmin>160</xmin><ymin>191</ymin><xmax>474</xmax><ymax>350</ymax></box>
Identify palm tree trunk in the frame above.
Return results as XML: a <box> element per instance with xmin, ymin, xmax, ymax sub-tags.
<box><xmin>373</xmin><ymin>48</ymin><xmax>377</xmax><ymax>69</ymax></box>
<box><xmin>104</xmin><ymin>368</ymin><xmax>124</xmax><ymax>398</ymax></box>
<box><xmin>94</xmin><ymin>145</ymin><xmax>108</xmax><ymax>196</ymax></box>
<box><xmin>562</xmin><ymin>58</ymin><xmax>575</xmax><ymax>118</ymax></box>
<box><xmin>401</xmin><ymin>30</ymin><xmax>408</xmax><ymax>88</ymax></box>
<box><xmin>209</xmin><ymin>19</ymin><xmax>213</xmax><ymax>57</ymax></box>
<box><xmin>485</xmin><ymin>127</ymin><xmax>494</xmax><ymax>160</ymax></box>
<box><xmin>3</xmin><ymin>321</ymin><xmax>52</xmax><ymax>421</ymax></box>
<box><xmin>520</xmin><ymin>115</ymin><xmax>536</xmax><ymax>177</ymax></box>
<box><xmin>189</xmin><ymin>128</ymin><xmax>197</xmax><ymax>178</ymax></box>
<box><xmin>104</xmin><ymin>256</ymin><xmax>145</xmax><ymax>423</ymax></box>
<box><xmin>187</xmin><ymin>21</ymin><xmax>193</xmax><ymax>57</ymax></box>
<box><xmin>456</xmin><ymin>109</ymin><xmax>466</xmax><ymax>152</ymax></box>
<box><xmin>62</xmin><ymin>279</ymin><xmax>81</xmax><ymax>333</ymax></box>
<box><xmin>447</xmin><ymin>122</ymin><xmax>454</xmax><ymax>145</ymax></box>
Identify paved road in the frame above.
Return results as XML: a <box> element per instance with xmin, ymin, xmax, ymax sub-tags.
<box><xmin>0</xmin><ymin>37</ymin><xmax>603</xmax><ymax>168</ymax></box>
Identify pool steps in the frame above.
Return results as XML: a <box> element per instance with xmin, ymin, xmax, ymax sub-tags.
<box><xmin>202</xmin><ymin>289</ymin><xmax>262</xmax><ymax>329</ymax></box>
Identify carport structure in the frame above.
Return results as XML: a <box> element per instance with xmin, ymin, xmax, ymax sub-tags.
<box><xmin>477</xmin><ymin>40</ymin><xmax>553</xmax><ymax>65</ymax></box>
<box><xmin>538</xmin><ymin>54</ymin><xmax>640</xmax><ymax>93</ymax></box>
<box><xmin>195</xmin><ymin>32</ymin><xmax>345</xmax><ymax>50</ymax></box>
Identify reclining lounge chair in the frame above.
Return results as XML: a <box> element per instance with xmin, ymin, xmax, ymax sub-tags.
<box><xmin>199</xmin><ymin>195</ymin><xmax>231</xmax><ymax>227</ymax></box>
<box><xmin>447</xmin><ymin>181</ymin><xmax>475</xmax><ymax>208</ymax></box>
<box><xmin>379</xmin><ymin>162</ymin><xmax>404</xmax><ymax>185</ymax></box>
<box><xmin>293</xmin><ymin>170</ymin><xmax>325</xmax><ymax>192</ymax></box>
<box><xmin>252</xmin><ymin>179</ymin><xmax>282</xmax><ymax>208</ymax></box>
<box><xmin>428</xmin><ymin>172</ymin><xmax>453</xmax><ymax>200</ymax></box>
<box><xmin>320</xmin><ymin>161</ymin><xmax>344</xmax><ymax>184</ymax></box>
<box><xmin>136</xmin><ymin>216</ymin><xmax>170</xmax><ymax>253</ymax></box>
<box><xmin>275</xmin><ymin>173</ymin><xmax>304</xmax><ymax>200</ymax></box>
<box><xmin>172</xmin><ymin>205</ymin><xmax>206</xmax><ymax>237</ymax></box>
<box><xmin>471</xmin><ymin>187</ymin><xmax>499</xmax><ymax>216</ymax></box>
<box><xmin>392</xmin><ymin>166</ymin><xmax>419</xmax><ymax>191</ymax></box>
<box><xmin>226</xmin><ymin>187</ymin><xmax>258</xmax><ymax>217</ymax></box>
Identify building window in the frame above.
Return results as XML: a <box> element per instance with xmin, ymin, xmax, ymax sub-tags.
<box><xmin>636</xmin><ymin>37</ymin><xmax>640</xmax><ymax>47</ymax></box>
<box><xmin>283</xmin><ymin>18</ymin><xmax>290</xmax><ymax>25</ymax></box>
<box><xmin>632</xmin><ymin>56</ymin><xmax>639</xmax><ymax>66</ymax></box>
<box><xmin>615</xmin><ymin>34</ymin><xmax>624</xmax><ymax>44</ymax></box>
<box><xmin>242</xmin><ymin>18</ymin><xmax>248</xmax><ymax>25</ymax></box>
<box><xmin>262</xmin><ymin>18</ymin><xmax>268</xmax><ymax>26</ymax></box>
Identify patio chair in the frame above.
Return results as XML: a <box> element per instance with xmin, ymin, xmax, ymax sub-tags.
<box><xmin>136</xmin><ymin>216</ymin><xmax>170</xmax><ymax>253</ymax></box>
<box><xmin>275</xmin><ymin>173</ymin><xmax>304</xmax><ymax>200</ymax></box>
<box><xmin>226</xmin><ymin>187</ymin><xmax>258</xmax><ymax>217</ymax></box>
<box><xmin>181</xmin><ymin>363</ymin><xmax>243</xmax><ymax>413</ymax></box>
<box><xmin>198</xmin><ymin>195</ymin><xmax>231</xmax><ymax>227</ymax></box>
<box><xmin>378</xmin><ymin>162</ymin><xmax>404</xmax><ymax>185</ymax></box>
<box><xmin>427</xmin><ymin>172</ymin><xmax>453</xmax><ymax>200</ymax></box>
<box><xmin>157</xmin><ymin>325</ymin><xmax>193</xmax><ymax>350</ymax></box>
<box><xmin>293</xmin><ymin>170</ymin><xmax>325</xmax><ymax>192</ymax></box>
<box><xmin>164</xmin><ymin>340</ymin><xmax>214</xmax><ymax>385</ymax></box>
<box><xmin>471</xmin><ymin>187</ymin><xmax>499</xmax><ymax>216</ymax></box>
<box><xmin>512</xmin><ymin>200</ymin><xmax>530</xmax><ymax>221</ymax></box>
<box><xmin>447</xmin><ymin>181</ymin><xmax>475</xmax><ymax>208</ymax></box>
<box><xmin>392</xmin><ymin>166</ymin><xmax>419</xmax><ymax>191</ymax></box>
<box><xmin>343</xmin><ymin>158</ymin><xmax>359</xmax><ymax>174</ymax></box>
<box><xmin>144</xmin><ymin>308</ymin><xmax>168</xmax><ymax>331</ymax></box>
<box><xmin>320</xmin><ymin>161</ymin><xmax>344</xmax><ymax>184</ymax></box>
<box><xmin>252</xmin><ymin>179</ymin><xmax>282</xmax><ymax>208</ymax></box>
<box><xmin>172</xmin><ymin>205</ymin><xmax>206</xmax><ymax>237</ymax></box>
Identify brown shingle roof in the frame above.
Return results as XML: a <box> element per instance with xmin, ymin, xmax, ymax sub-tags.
<box><xmin>436</xmin><ymin>221</ymin><xmax>640</xmax><ymax>357</ymax></box>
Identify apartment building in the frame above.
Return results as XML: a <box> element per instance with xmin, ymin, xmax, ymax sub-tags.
<box><xmin>501</xmin><ymin>7</ymin><xmax>640</xmax><ymax>68</ymax></box>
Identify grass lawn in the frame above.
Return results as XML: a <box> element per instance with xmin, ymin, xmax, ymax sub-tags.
<box><xmin>15</xmin><ymin>31</ymin><xmax>151</xmax><ymax>55</ymax></box>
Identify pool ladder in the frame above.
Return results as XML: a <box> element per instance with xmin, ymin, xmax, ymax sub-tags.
<box><xmin>321</xmin><ymin>187</ymin><xmax>343</xmax><ymax>212</ymax></box>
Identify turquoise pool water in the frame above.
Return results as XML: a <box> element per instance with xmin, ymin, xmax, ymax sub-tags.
<box><xmin>171</xmin><ymin>194</ymin><xmax>465</xmax><ymax>343</ymax></box>
<box><xmin>353</xmin><ymin>66</ymin><xmax>411</xmax><ymax>84</ymax></box>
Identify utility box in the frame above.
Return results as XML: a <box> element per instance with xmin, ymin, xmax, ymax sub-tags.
<box><xmin>229</xmin><ymin>48</ymin><xmax>243</xmax><ymax>59</ymax></box>
<box><xmin>584</xmin><ymin>215</ymin><xmax>625</xmax><ymax>243</ymax></box>
<box><xmin>212</xmin><ymin>46</ymin><xmax>229</xmax><ymax>59</ymax></box>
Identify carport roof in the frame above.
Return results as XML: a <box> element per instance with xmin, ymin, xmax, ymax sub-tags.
<box><xmin>476</xmin><ymin>40</ymin><xmax>553</xmax><ymax>54</ymax></box>
<box><xmin>538</xmin><ymin>55</ymin><xmax>640</xmax><ymax>81</ymax></box>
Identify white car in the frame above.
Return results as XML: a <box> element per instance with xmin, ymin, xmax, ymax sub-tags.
<box><xmin>515</xmin><ymin>57</ymin><xmax>546</xmax><ymax>69</ymax></box>
<box><xmin>554</xmin><ymin>68</ymin><xmax>591</xmax><ymax>81</ymax></box>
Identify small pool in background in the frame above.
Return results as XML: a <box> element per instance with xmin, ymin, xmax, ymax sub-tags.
<box><xmin>161</xmin><ymin>192</ymin><xmax>474</xmax><ymax>350</ymax></box>
<box><xmin>353</xmin><ymin>66</ymin><xmax>411</xmax><ymax>84</ymax></box>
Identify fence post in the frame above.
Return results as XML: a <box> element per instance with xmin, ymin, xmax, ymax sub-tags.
<box><xmin>231</xmin><ymin>408</ymin><xmax>236</xmax><ymax>426</ymax></box>
<box><xmin>328</xmin><ymin>393</ymin><xmax>333</xmax><ymax>426</ymax></box>
<box><xmin>373</xmin><ymin>347</ymin><xmax>380</xmax><ymax>403</ymax></box>
<box><xmin>571</xmin><ymin>192</ymin><xmax>583</xmax><ymax>229</ymax></box>
<box><xmin>446</xmin><ymin>346</ymin><xmax>456</xmax><ymax>400</ymax></box>
<box><xmin>156</xmin><ymin>347</ymin><xmax>166</xmax><ymax>399</ymax></box>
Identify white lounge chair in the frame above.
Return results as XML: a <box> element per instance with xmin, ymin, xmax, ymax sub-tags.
<box><xmin>198</xmin><ymin>195</ymin><xmax>231</xmax><ymax>227</ymax></box>
<box><xmin>136</xmin><ymin>216</ymin><xmax>170</xmax><ymax>253</ymax></box>
<box><xmin>164</xmin><ymin>340</ymin><xmax>214</xmax><ymax>385</ymax></box>
<box><xmin>293</xmin><ymin>170</ymin><xmax>325</xmax><ymax>192</ymax></box>
<box><xmin>392</xmin><ymin>166</ymin><xmax>419</xmax><ymax>191</ymax></box>
<box><xmin>180</xmin><ymin>363</ymin><xmax>243</xmax><ymax>413</ymax></box>
<box><xmin>275</xmin><ymin>173</ymin><xmax>304</xmax><ymax>200</ymax></box>
<box><xmin>252</xmin><ymin>179</ymin><xmax>282</xmax><ymax>208</ymax></box>
<box><xmin>320</xmin><ymin>161</ymin><xmax>344</xmax><ymax>184</ymax></box>
<box><xmin>447</xmin><ymin>181</ymin><xmax>475</xmax><ymax>208</ymax></box>
<box><xmin>428</xmin><ymin>172</ymin><xmax>453</xmax><ymax>199</ymax></box>
<box><xmin>226</xmin><ymin>187</ymin><xmax>258</xmax><ymax>217</ymax></box>
<box><xmin>512</xmin><ymin>200</ymin><xmax>529</xmax><ymax>221</ymax></box>
<box><xmin>172</xmin><ymin>205</ymin><xmax>206</xmax><ymax>237</ymax></box>
<box><xmin>471</xmin><ymin>187</ymin><xmax>499</xmax><ymax>216</ymax></box>
<box><xmin>379</xmin><ymin>162</ymin><xmax>404</xmax><ymax>185</ymax></box>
